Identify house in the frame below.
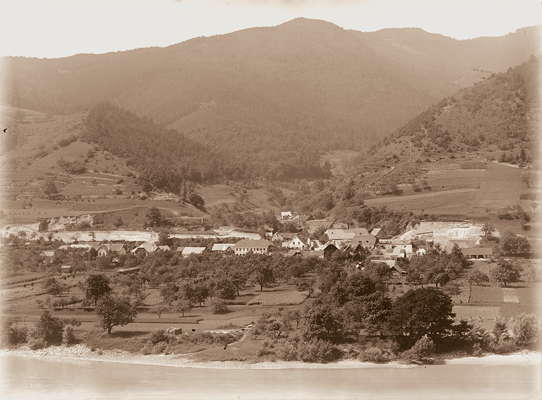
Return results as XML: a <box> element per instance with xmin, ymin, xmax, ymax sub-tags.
<box><xmin>60</xmin><ymin>265</ymin><xmax>72</xmax><ymax>273</ymax></box>
<box><xmin>280</xmin><ymin>211</ymin><xmax>294</xmax><ymax>220</ymax></box>
<box><xmin>132</xmin><ymin>242</ymin><xmax>157</xmax><ymax>256</ymax></box>
<box><xmin>40</xmin><ymin>250</ymin><xmax>55</xmax><ymax>258</ymax></box>
<box><xmin>181</xmin><ymin>247</ymin><xmax>206</xmax><ymax>257</ymax></box>
<box><xmin>415</xmin><ymin>248</ymin><xmax>427</xmax><ymax>256</ymax></box>
<box><xmin>211</xmin><ymin>243</ymin><xmax>235</xmax><ymax>252</ymax></box>
<box><xmin>306</xmin><ymin>238</ymin><xmax>324</xmax><ymax>251</ymax></box>
<box><xmin>370</xmin><ymin>228</ymin><xmax>382</xmax><ymax>237</ymax></box>
<box><xmin>234</xmin><ymin>240</ymin><xmax>272</xmax><ymax>255</ymax></box>
<box><xmin>282</xmin><ymin>235</ymin><xmax>306</xmax><ymax>250</ymax></box>
<box><xmin>96</xmin><ymin>243</ymin><xmax>128</xmax><ymax>257</ymax></box>
<box><xmin>348</xmin><ymin>234</ymin><xmax>376</xmax><ymax>250</ymax></box>
<box><xmin>461</xmin><ymin>247</ymin><xmax>493</xmax><ymax>260</ymax></box>
<box><xmin>325</xmin><ymin>228</ymin><xmax>370</xmax><ymax>248</ymax></box>
<box><xmin>157</xmin><ymin>245</ymin><xmax>171</xmax><ymax>252</ymax></box>
<box><xmin>323</xmin><ymin>243</ymin><xmax>339</xmax><ymax>260</ymax></box>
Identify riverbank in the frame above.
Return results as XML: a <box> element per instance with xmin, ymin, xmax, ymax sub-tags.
<box><xmin>1</xmin><ymin>344</ymin><xmax>539</xmax><ymax>370</ymax></box>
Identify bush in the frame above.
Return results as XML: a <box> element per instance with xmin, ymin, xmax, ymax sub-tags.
<box><xmin>3</xmin><ymin>323</ymin><xmax>28</xmax><ymax>346</ymax></box>
<box><xmin>62</xmin><ymin>325</ymin><xmax>77</xmax><ymax>345</ymax></box>
<box><xmin>213</xmin><ymin>302</ymin><xmax>230</xmax><ymax>315</ymax></box>
<box><xmin>402</xmin><ymin>335</ymin><xmax>435</xmax><ymax>362</ymax></box>
<box><xmin>512</xmin><ymin>314</ymin><xmax>538</xmax><ymax>347</ymax></box>
<box><xmin>150</xmin><ymin>329</ymin><xmax>169</xmax><ymax>345</ymax></box>
<box><xmin>36</xmin><ymin>311</ymin><xmax>64</xmax><ymax>345</ymax></box>
<box><xmin>276</xmin><ymin>341</ymin><xmax>299</xmax><ymax>361</ymax></box>
<box><xmin>360</xmin><ymin>346</ymin><xmax>390</xmax><ymax>363</ymax></box>
<box><xmin>297</xmin><ymin>340</ymin><xmax>342</xmax><ymax>363</ymax></box>
<box><xmin>27</xmin><ymin>329</ymin><xmax>48</xmax><ymax>350</ymax></box>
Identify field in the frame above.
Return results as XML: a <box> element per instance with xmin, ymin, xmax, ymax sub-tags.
<box><xmin>364</xmin><ymin>162</ymin><xmax>528</xmax><ymax>218</ymax></box>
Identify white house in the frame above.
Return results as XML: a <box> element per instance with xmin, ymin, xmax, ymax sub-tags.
<box><xmin>282</xmin><ymin>235</ymin><xmax>306</xmax><ymax>250</ymax></box>
<box><xmin>234</xmin><ymin>240</ymin><xmax>272</xmax><ymax>255</ymax></box>
<box><xmin>280</xmin><ymin>211</ymin><xmax>294</xmax><ymax>220</ymax></box>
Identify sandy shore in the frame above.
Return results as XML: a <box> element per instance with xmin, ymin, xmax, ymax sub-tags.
<box><xmin>1</xmin><ymin>345</ymin><xmax>540</xmax><ymax>370</ymax></box>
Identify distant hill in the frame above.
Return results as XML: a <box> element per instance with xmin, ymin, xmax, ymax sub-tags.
<box><xmin>4</xmin><ymin>19</ymin><xmax>540</xmax><ymax>181</ymax></box>
<box><xmin>368</xmin><ymin>57</ymin><xmax>539</xmax><ymax>165</ymax></box>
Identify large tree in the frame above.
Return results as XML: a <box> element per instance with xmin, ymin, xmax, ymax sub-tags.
<box><xmin>301</xmin><ymin>301</ymin><xmax>344</xmax><ymax>343</ymax></box>
<box><xmin>467</xmin><ymin>270</ymin><xmax>489</xmax><ymax>303</ymax></box>
<box><xmin>85</xmin><ymin>274</ymin><xmax>112</xmax><ymax>306</ymax></box>
<box><xmin>491</xmin><ymin>260</ymin><xmax>522</xmax><ymax>287</ymax></box>
<box><xmin>389</xmin><ymin>287</ymin><xmax>455</xmax><ymax>348</ymax></box>
<box><xmin>96</xmin><ymin>295</ymin><xmax>137</xmax><ymax>334</ymax></box>
<box><xmin>501</xmin><ymin>233</ymin><xmax>531</xmax><ymax>257</ymax></box>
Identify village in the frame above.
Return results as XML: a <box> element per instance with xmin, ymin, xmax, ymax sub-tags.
<box><xmin>1</xmin><ymin>209</ymin><xmax>497</xmax><ymax>275</ymax></box>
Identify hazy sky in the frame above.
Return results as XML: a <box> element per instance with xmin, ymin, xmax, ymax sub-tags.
<box><xmin>1</xmin><ymin>0</ymin><xmax>540</xmax><ymax>58</ymax></box>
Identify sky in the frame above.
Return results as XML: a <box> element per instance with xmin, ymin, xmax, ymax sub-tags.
<box><xmin>0</xmin><ymin>0</ymin><xmax>540</xmax><ymax>58</ymax></box>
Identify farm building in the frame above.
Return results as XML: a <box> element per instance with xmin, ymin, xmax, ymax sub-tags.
<box><xmin>282</xmin><ymin>235</ymin><xmax>306</xmax><ymax>250</ymax></box>
<box><xmin>180</xmin><ymin>247</ymin><xmax>206</xmax><ymax>257</ymax></box>
<box><xmin>461</xmin><ymin>247</ymin><xmax>493</xmax><ymax>260</ymax></box>
<box><xmin>60</xmin><ymin>265</ymin><xmax>72</xmax><ymax>273</ymax></box>
<box><xmin>40</xmin><ymin>250</ymin><xmax>55</xmax><ymax>258</ymax></box>
<box><xmin>348</xmin><ymin>234</ymin><xmax>377</xmax><ymax>250</ymax></box>
<box><xmin>211</xmin><ymin>243</ymin><xmax>235</xmax><ymax>252</ymax></box>
<box><xmin>234</xmin><ymin>240</ymin><xmax>272</xmax><ymax>255</ymax></box>
<box><xmin>96</xmin><ymin>243</ymin><xmax>128</xmax><ymax>257</ymax></box>
<box><xmin>132</xmin><ymin>242</ymin><xmax>157</xmax><ymax>256</ymax></box>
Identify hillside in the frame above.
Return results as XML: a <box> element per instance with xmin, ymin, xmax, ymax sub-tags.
<box><xmin>5</xmin><ymin>19</ymin><xmax>540</xmax><ymax>179</ymax></box>
<box><xmin>368</xmin><ymin>57</ymin><xmax>539</xmax><ymax>166</ymax></box>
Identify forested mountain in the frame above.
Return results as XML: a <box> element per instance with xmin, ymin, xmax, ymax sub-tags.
<box><xmin>84</xmin><ymin>103</ymin><xmax>332</xmax><ymax>191</ymax></box>
<box><xmin>367</xmin><ymin>57</ymin><xmax>539</xmax><ymax>164</ymax></box>
<box><xmin>5</xmin><ymin>18</ymin><xmax>540</xmax><ymax>173</ymax></box>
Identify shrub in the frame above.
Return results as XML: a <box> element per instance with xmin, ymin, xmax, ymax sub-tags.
<box><xmin>62</xmin><ymin>325</ymin><xmax>77</xmax><ymax>345</ymax></box>
<box><xmin>27</xmin><ymin>329</ymin><xmax>48</xmax><ymax>350</ymax></box>
<box><xmin>276</xmin><ymin>341</ymin><xmax>298</xmax><ymax>361</ymax></box>
<box><xmin>402</xmin><ymin>335</ymin><xmax>435</xmax><ymax>362</ymax></box>
<box><xmin>360</xmin><ymin>346</ymin><xmax>390</xmax><ymax>363</ymax></box>
<box><xmin>36</xmin><ymin>311</ymin><xmax>64</xmax><ymax>345</ymax></box>
<box><xmin>150</xmin><ymin>330</ymin><xmax>169</xmax><ymax>345</ymax></box>
<box><xmin>213</xmin><ymin>302</ymin><xmax>230</xmax><ymax>315</ymax></box>
<box><xmin>3</xmin><ymin>323</ymin><xmax>28</xmax><ymax>346</ymax></box>
<box><xmin>512</xmin><ymin>314</ymin><xmax>538</xmax><ymax>347</ymax></box>
<box><xmin>297</xmin><ymin>340</ymin><xmax>342</xmax><ymax>363</ymax></box>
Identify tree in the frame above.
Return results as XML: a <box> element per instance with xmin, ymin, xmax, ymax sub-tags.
<box><xmin>43</xmin><ymin>180</ymin><xmax>59</xmax><ymax>199</ymax></box>
<box><xmin>175</xmin><ymin>297</ymin><xmax>192</xmax><ymax>317</ymax></box>
<box><xmin>467</xmin><ymin>270</ymin><xmax>489</xmax><ymax>303</ymax></box>
<box><xmin>96</xmin><ymin>295</ymin><xmax>137</xmax><ymax>334</ymax></box>
<box><xmin>188</xmin><ymin>193</ymin><xmax>205</xmax><ymax>209</ymax></box>
<box><xmin>389</xmin><ymin>287</ymin><xmax>455</xmax><ymax>348</ymax></box>
<box><xmin>491</xmin><ymin>260</ymin><xmax>521</xmax><ymax>287</ymax></box>
<box><xmin>35</xmin><ymin>311</ymin><xmax>64</xmax><ymax>345</ymax></box>
<box><xmin>481</xmin><ymin>223</ymin><xmax>495</xmax><ymax>239</ymax></box>
<box><xmin>214</xmin><ymin>278</ymin><xmax>237</xmax><ymax>300</ymax></box>
<box><xmin>43</xmin><ymin>277</ymin><xmax>66</xmax><ymax>296</ymax></box>
<box><xmin>158</xmin><ymin>230</ymin><xmax>171</xmax><ymax>246</ymax></box>
<box><xmin>146</xmin><ymin>207</ymin><xmax>163</xmax><ymax>227</ymax></box>
<box><xmin>501</xmin><ymin>233</ymin><xmax>531</xmax><ymax>257</ymax></box>
<box><xmin>512</xmin><ymin>314</ymin><xmax>538</xmax><ymax>347</ymax></box>
<box><xmin>253</xmin><ymin>265</ymin><xmax>274</xmax><ymax>292</ymax></box>
<box><xmin>402</xmin><ymin>335</ymin><xmax>436</xmax><ymax>361</ymax></box>
<box><xmin>160</xmin><ymin>282</ymin><xmax>179</xmax><ymax>305</ymax></box>
<box><xmin>38</xmin><ymin>219</ymin><xmax>49</xmax><ymax>232</ymax></box>
<box><xmin>301</xmin><ymin>301</ymin><xmax>344</xmax><ymax>343</ymax></box>
<box><xmin>85</xmin><ymin>274</ymin><xmax>112</xmax><ymax>306</ymax></box>
<box><xmin>114</xmin><ymin>217</ymin><xmax>124</xmax><ymax>228</ymax></box>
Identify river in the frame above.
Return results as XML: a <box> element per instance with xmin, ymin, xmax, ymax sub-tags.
<box><xmin>0</xmin><ymin>353</ymin><xmax>540</xmax><ymax>400</ymax></box>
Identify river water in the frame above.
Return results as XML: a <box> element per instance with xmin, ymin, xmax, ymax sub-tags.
<box><xmin>0</xmin><ymin>354</ymin><xmax>540</xmax><ymax>400</ymax></box>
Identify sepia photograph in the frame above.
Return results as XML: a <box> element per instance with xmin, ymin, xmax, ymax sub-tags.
<box><xmin>0</xmin><ymin>0</ymin><xmax>540</xmax><ymax>398</ymax></box>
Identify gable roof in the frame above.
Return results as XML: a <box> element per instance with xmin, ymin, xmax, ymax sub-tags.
<box><xmin>461</xmin><ymin>247</ymin><xmax>493</xmax><ymax>256</ymax></box>
<box><xmin>234</xmin><ymin>239</ymin><xmax>272</xmax><ymax>249</ymax></box>
<box><xmin>181</xmin><ymin>247</ymin><xmax>206</xmax><ymax>256</ymax></box>
<box><xmin>211</xmin><ymin>243</ymin><xmax>235</xmax><ymax>251</ymax></box>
